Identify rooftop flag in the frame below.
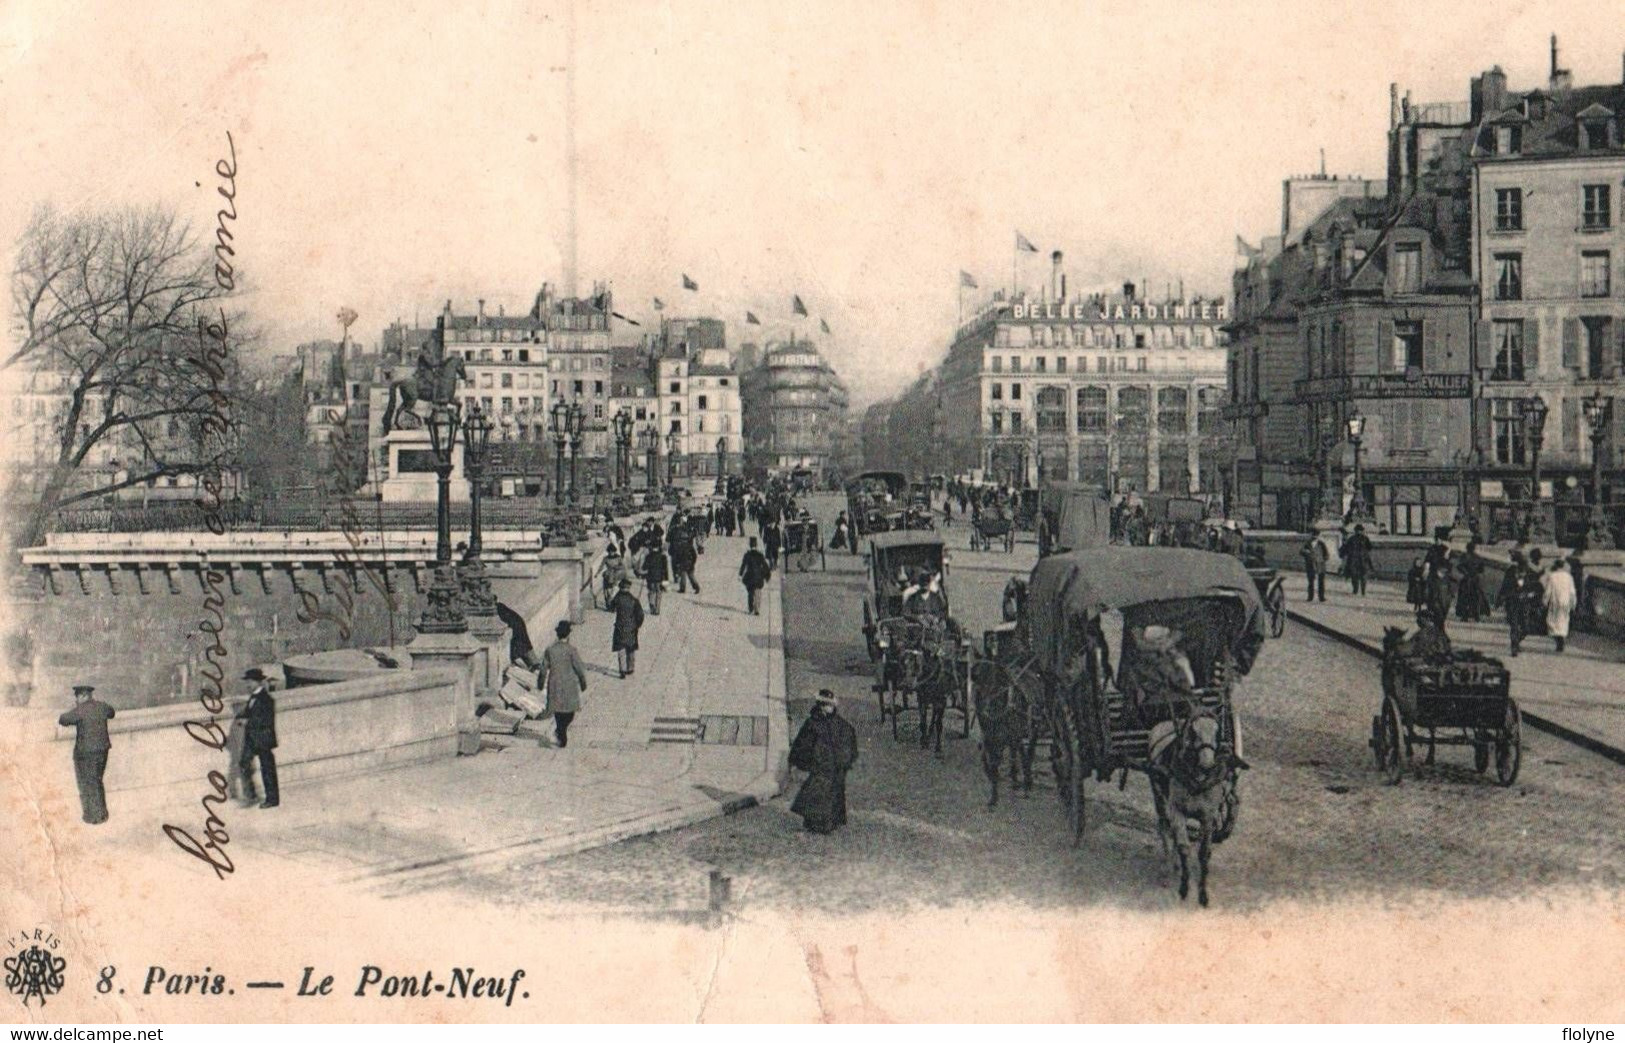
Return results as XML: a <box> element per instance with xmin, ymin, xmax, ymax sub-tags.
<box><xmin>959</xmin><ymin>270</ymin><xmax>978</xmax><ymax>289</ymax></box>
<box><xmin>1016</xmin><ymin>231</ymin><xmax>1038</xmax><ymax>253</ymax></box>
<box><xmin>682</xmin><ymin>273</ymin><xmax>698</xmax><ymax>291</ymax></box>
<box><xmin>1235</xmin><ymin>235</ymin><xmax>1260</xmax><ymax>258</ymax></box>
<box><xmin>792</xmin><ymin>294</ymin><xmax>808</xmax><ymax>317</ymax></box>
<box><xmin>611</xmin><ymin>311</ymin><xmax>641</xmax><ymax>327</ymax></box>
<box><xmin>745</xmin><ymin>311</ymin><xmax>761</xmax><ymax>325</ymax></box>
<box><xmin>819</xmin><ymin>317</ymin><xmax>831</xmax><ymax>334</ymax></box>
<box><xmin>653</xmin><ymin>296</ymin><xmax>665</xmax><ymax>311</ymax></box>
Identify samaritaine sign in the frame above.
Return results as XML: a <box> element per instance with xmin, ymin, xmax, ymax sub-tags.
<box><xmin>1010</xmin><ymin>301</ymin><xmax>1229</xmax><ymax>321</ymax></box>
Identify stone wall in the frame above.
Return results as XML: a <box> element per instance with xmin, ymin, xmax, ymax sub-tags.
<box><xmin>38</xmin><ymin>666</ymin><xmax>464</xmax><ymax>812</ymax></box>
<box><xmin>7</xmin><ymin>531</ymin><xmax>592</xmax><ymax>710</ymax></box>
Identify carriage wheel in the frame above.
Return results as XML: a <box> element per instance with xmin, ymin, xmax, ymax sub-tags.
<box><xmin>1051</xmin><ymin>699</ymin><xmax>1086</xmax><ymax>847</ymax></box>
<box><xmin>960</xmin><ymin>648</ymin><xmax>975</xmax><ymax>739</ymax></box>
<box><xmin>1380</xmin><ymin>696</ymin><xmax>1406</xmax><ymax>785</ymax></box>
<box><xmin>1267</xmin><ymin>583</ymin><xmax>1286</xmax><ymax>638</ymax></box>
<box><xmin>1495</xmin><ymin>700</ymin><xmax>1522</xmax><ymax>787</ymax></box>
<box><xmin>862</xmin><ymin>602</ymin><xmax>878</xmax><ymax>662</ymax></box>
<box><xmin>890</xmin><ymin>683</ymin><xmax>901</xmax><ymax>742</ymax></box>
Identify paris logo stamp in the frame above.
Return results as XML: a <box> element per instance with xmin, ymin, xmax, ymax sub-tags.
<box><xmin>4</xmin><ymin>927</ymin><xmax>66</xmax><ymax>1008</ymax></box>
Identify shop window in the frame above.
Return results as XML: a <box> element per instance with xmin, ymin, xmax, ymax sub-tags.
<box><xmin>1077</xmin><ymin>386</ymin><xmax>1108</xmax><ymax>432</ymax></box>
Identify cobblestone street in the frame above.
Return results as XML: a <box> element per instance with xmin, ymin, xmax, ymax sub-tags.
<box><xmin>412</xmin><ymin>496</ymin><xmax>1625</xmax><ymax>916</ymax></box>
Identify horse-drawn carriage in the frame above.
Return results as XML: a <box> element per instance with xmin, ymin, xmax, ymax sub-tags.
<box><xmin>782</xmin><ymin>514</ymin><xmax>827</xmax><ymax>572</ymax></box>
<box><xmin>1230</xmin><ymin>532</ymin><xmax>1287</xmax><ymax>638</ymax></box>
<box><xmin>1037</xmin><ymin>482</ymin><xmax>1112</xmax><ymax>558</ymax></box>
<box><xmin>969</xmin><ymin>505</ymin><xmax>1016</xmax><ymax>552</ymax></box>
<box><xmin>859</xmin><ymin>531</ymin><xmax>973</xmax><ymax>750</ymax></box>
<box><xmin>846</xmin><ymin>470</ymin><xmax>911</xmax><ymax>550</ymax></box>
<box><xmin>975</xmin><ymin>547</ymin><xmax>1265</xmax><ymax>905</ymax></box>
<box><xmin>1372</xmin><ymin>628</ymin><xmax>1520</xmax><ymax>786</ymax></box>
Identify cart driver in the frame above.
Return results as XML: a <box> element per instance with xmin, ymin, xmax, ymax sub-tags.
<box><xmin>1119</xmin><ymin>625</ymin><xmax>1196</xmax><ymax>715</ymax></box>
<box><xmin>905</xmin><ymin>570</ymin><xmax>947</xmax><ymax>621</ymax></box>
<box><xmin>1409</xmin><ymin>610</ymin><xmax>1452</xmax><ymax>660</ymax></box>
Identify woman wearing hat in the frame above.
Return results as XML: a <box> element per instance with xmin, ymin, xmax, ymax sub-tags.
<box><xmin>788</xmin><ymin>690</ymin><xmax>859</xmax><ymax>835</ymax></box>
<box><xmin>608</xmin><ymin>578</ymin><xmax>645</xmax><ymax>678</ymax></box>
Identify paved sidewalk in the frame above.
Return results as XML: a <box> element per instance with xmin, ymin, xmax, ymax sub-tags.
<box><xmin>1289</xmin><ymin>577</ymin><xmax>1625</xmax><ymax>764</ymax></box>
<box><xmin>29</xmin><ymin>530</ymin><xmax>791</xmax><ymax>889</ymax></box>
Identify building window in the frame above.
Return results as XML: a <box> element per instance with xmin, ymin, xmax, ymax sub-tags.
<box><xmin>501</xmin><ymin>349</ymin><xmax>513</xmax><ymax>361</ymax></box>
<box><xmin>1583</xmin><ymin>184</ymin><xmax>1612</xmax><ymax>229</ymax></box>
<box><xmin>1494</xmin><ymin>253</ymin><xmax>1522</xmax><ymax>300</ymax></box>
<box><xmin>990</xmin><ymin>383</ymin><xmax>1003</xmax><ymax>401</ymax></box>
<box><xmin>518</xmin><ymin>349</ymin><xmax>530</xmax><ymax>362</ymax></box>
<box><xmin>990</xmin><ymin>412</ymin><xmax>1003</xmax><ymax>434</ymax></box>
<box><xmin>1011</xmin><ymin>383</ymin><xmax>1022</xmax><ymax>400</ymax></box>
<box><xmin>480</xmin><ymin>372</ymin><xmax>494</xmax><ymax>389</ymax></box>
<box><xmin>990</xmin><ymin>356</ymin><xmax>1002</xmax><ymax>373</ymax></box>
<box><xmin>1077</xmin><ymin>386</ymin><xmax>1108</xmax><ymax>432</ymax></box>
<box><xmin>1097</xmin><ymin>356</ymin><xmax>1108</xmax><ymax>373</ymax></box>
<box><xmin>1156</xmin><ymin>387</ymin><xmax>1189</xmax><ymax>435</ymax></box>
<box><xmin>669</xmin><ymin>381</ymin><xmax>681</xmax><ymax>393</ymax></box>
<box><xmin>1582</xmin><ymin>251</ymin><xmax>1611</xmax><ymax>297</ymax></box>
<box><xmin>1495</xmin><ymin>187</ymin><xmax>1523</xmax><ymax>231</ymax></box>
<box><xmin>1584</xmin><ymin>316</ymin><xmax>1613</xmax><ymax>379</ymax></box>
<box><xmin>594</xmin><ymin>380</ymin><xmax>604</xmax><ymax>395</ymax></box>
<box><xmin>1056</xmin><ymin>356</ymin><xmax>1067</xmax><ymax>373</ymax></box>
<box><xmin>1135</xmin><ymin>357</ymin><xmax>1147</xmax><ymax>372</ymax></box>
<box><xmin>1036</xmin><ymin>387</ymin><xmax>1068</xmax><ymax>433</ymax></box>
<box><xmin>1494</xmin><ymin>125</ymin><xmax>1521</xmax><ymax>155</ymax></box>
<box><xmin>1583</xmin><ymin>119</ymin><xmax>1612</xmax><ymax>150</ymax></box>
<box><xmin>1134</xmin><ymin>332</ymin><xmax>1147</xmax><ymax>349</ymax></box>
<box><xmin>501</xmin><ymin>397</ymin><xmax>513</xmax><ymax>413</ymax></box>
<box><xmin>1492</xmin><ymin>398</ymin><xmax>1526</xmax><ymax>465</ymax></box>
<box><xmin>1392</xmin><ymin>244</ymin><xmax>1421</xmax><ymax>292</ymax></box>
<box><xmin>500</xmin><ymin>373</ymin><xmax>513</xmax><ymax>388</ymax></box>
<box><xmin>1009</xmin><ymin>412</ymin><xmax>1023</xmax><ymax>434</ymax></box>
<box><xmin>1392</xmin><ymin>321</ymin><xmax>1424</xmax><ymax>371</ymax></box>
<box><xmin>670</xmin><ymin>419</ymin><xmax>681</xmax><ymax>434</ymax></box>
<box><xmin>1491</xmin><ymin>320</ymin><xmax>1525</xmax><ymax>381</ymax></box>
<box><xmin>1010</xmin><ymin>357</ymin><xmax>1022</xmax><ymax>373</ymax></box>
<box><xmin>1035</xmin><ymin>357</ymin><xmax>1046</xmax><ymax>373</ymax></box>
<box><xmin>697</xmin><ymin>395</ymin><xmax>708</xmax><ymax>410</ymax></box>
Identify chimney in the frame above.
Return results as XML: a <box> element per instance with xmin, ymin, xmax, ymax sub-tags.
<box><xmin>1481</xmin><ymin>65</ymin><xmax>1507</xmax><ymax>118</ymax></box>
<box><xmin>1550</xmin><ymin>34</ymin><xmax>1572</xmax><ymax>93</ymax></box>
<box><xmin>1123</xmin><ymin>281</ymin><xmax>1136</xmax><ymax>302</ymax></box>
<box><xmin>1051</xmin><ymin>251</ymin><xmax>1065</xmax><ymax>302</ymax></box>
<box><xmin>477</xmin><ymin>299</ymin><xmax>485</xmax><ymax>324</ymax></box>
<box><xmin>1390</xmin><ymin>83</ymin><xmax>1400</xmax><ymax>129</ymax></box>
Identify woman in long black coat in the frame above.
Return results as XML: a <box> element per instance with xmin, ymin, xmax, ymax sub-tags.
<box><xmin>789</xmin><ymin>691</ymin><xmax>859</xmax><ymax>834</ymax></box>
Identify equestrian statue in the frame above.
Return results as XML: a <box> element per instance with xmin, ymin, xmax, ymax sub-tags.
<box><xmin>381</xmin><ymin>333</ymin><xmax>468</xmax><ymax>435</ymax></box>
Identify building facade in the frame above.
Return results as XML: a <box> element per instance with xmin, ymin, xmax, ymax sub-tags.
<box><xmin>922</xmin><ymin>263</ymin><xmax>1230</xmax><ymax>492</ymax></box>
<box><xmin>740</xmin><ymin>338</ymin><xmax>850</xmax><ymax>479</ymax></box>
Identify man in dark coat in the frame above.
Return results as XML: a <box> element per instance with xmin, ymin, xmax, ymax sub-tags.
<box><xmin>238</xmin><ymin>667</ymin><xmax>279</xmax><ymax>809</ymax></box>
<box><xmin>1423</xmin><ymin>531</ymin><xmax>1455</xmax><ymax>631</ymax></box>
<box><xmin>1299</xmin><ymin>535</ymin><xmax>1328</xmax><ymax>602</ymax></box>
<box><xmin>670</xmin><ymin>525</ymin><xmax>701</xmax><ymax>594</ymax></box>
<box><xmin>641</xmin><ymin>541</ymin><xmax>669</xmax><ymax>615</ymax></box>
<box><xmin>790</xmin><ymin>690</ymin><xmax>859</xmax><ymax>834</ymax></box>
<box><xmin>739</xmin><ymin>536</ymin><xmax>771</xmax><ymax>615</ymax></box>
<box><xmin>609</xmin><ymin>579</ymin><xmax>645</xmax><ymax>678</ymax></box>
<box><xmin>763</xmin><ymin>519</ymin><xmax>782</xmax><ymax>571</ymax></box>
<box><xmin>1340</xmin><ymin>524</ymin><xmax>1373</xmax><ymax>596</ymax></box>
<box><xmin>59</xmin><ymin>683</ymin><xmax>114</xmax><ymax>824</ymax></box>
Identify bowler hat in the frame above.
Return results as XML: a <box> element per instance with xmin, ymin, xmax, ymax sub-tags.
<box><xmin>815</xmin><ymin>689</ymin><xmax>838</xmax><ymax>707</ymax></box>
<box><xmin>72</xmin><ymin>684</ymin><xmax>95</xmax><ymax>695</ymax></box>
<box><xmin>242</xmin><ymin>667</ymin><xmax>268</xmax><ymax>682</ymax></box>
<box><xmin>618</xmin><ymin>578</ymin><xmax>632</xmax><ymax>589</ymax></box>
<box><xmin>556</xmin><ymin>620</ymin><xmax>573</xmax><ymax>638</ymax></box>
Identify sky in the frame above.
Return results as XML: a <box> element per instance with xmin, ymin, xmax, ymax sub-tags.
<box><xmin>1</xmin><ymin>0</ymin><xmax>1618</xmax><ymax>406</ymax></box>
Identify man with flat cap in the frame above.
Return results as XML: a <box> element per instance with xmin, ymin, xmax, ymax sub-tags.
<box><xmin>59</xmin><ymin>684</ymin><xmax>114</xmax><ymax>824</ymax></box>
<box><xmin>237</xmin><ymin>667</ymin><xmax>279</xmax><ymax>808</ymax></box>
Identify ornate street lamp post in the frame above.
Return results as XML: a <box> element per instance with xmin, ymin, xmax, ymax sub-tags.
<box><xmin>1520</xmin><ymin>394</ymin><xmax>1549</xmax><ymax>540</ymax></box>
<box><xmin>417</xmin><ymin>405</ymin><xmax>467</xmax><ymax>635</ymax></box>
<box><xmin>566</xmin><ymin>401</ymin><xmax>585</xmax><ymax>505</ymax></box>
<box><xmin>613</xmin><ymin>408</ymin><xmax>634</xmax><ymax>490</ymax></box>
<box><xmin>550</xmin><ymin>400</ymin><xmax>569</xmax><ymax>506</ymax></box>
<box><xmin>1582</xmin><ymin>390</ymin><xmax>1614</xmax><ymax>546</ymax></box>
<box><xmin>458</xmin><ymin>406</ymin><xmax>497</xmax><ymax>618</ymax></box>
<box><xmin>666</xmin><ymin>430</ymin><xmax>680</xmax><ymax>486</ymax></box>
<box><xmin>1345</xmin><ymin>411</ymin><xmax>1373</xmax><ymax>522</ymax></box>
<box><xmin>716</xmin><ymin>436</ymin><xmax>727</xmax><ymax>488</ymax></box>
<box><xmin>640</xmin><ymin>426</ymin><xmax>658</xmax><ymax>491</ymax></box>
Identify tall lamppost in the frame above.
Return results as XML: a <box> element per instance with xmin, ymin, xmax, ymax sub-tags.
<box><xmin>459</xmin><ymin>405</ymin><xmax>496</xmax><ymax>618</ymax></box>
<box><xmin>1345</xmin><ymin>411</ymin><xmax>1372</xmax><ymax>522</ymax></box>
<box><xmin>1582</xmin><ymin>390</ymin><xmax>1614</xmax><ymax>546</ymax></box>
<box><xmin>666</xmin><ymin>430</ymin><xmax>681</xmax><ymax>486</ymax></box>
<box><xmin>416</xmin><ymin>405</ymin><xmax>467</xmax><ymax>635</ymax></box>
<box><xmin>550</xmin><ymin>400</ymin><xmax>569</xmax><ymax>506</ymax></box>
<box><xmin>613</xmin><ymin>408</ymin><xmax>633</xmax><ymax>490</ymax></box>
<box><xmin>566</xmin><ymin>401</ymin><xmax>585</xmax><ymax>505</ymax></box>
<box><xmin>1520</xmin><ymin>394</ymin><xmax>1549</xmax><ymax>540</ymax></box>
<box><xmin>716</xmin><ymin>436</ymin><xmax>727</xmax><ymax>487</ymax></box>
<box><xmin>641</xmin><ymin>426</ymin><xmax>658</xmax><ymax>490</ymax></box>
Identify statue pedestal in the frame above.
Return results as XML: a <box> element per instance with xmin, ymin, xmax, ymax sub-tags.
<box><xmin>379</xmin><ymin>427</ymin><xmax>468</xmax><ymax>504</ymax></box>
<box><xmin>466</xmin><ymin>612</ymin><xmax>509</xmax><ymax>692</ymax></box>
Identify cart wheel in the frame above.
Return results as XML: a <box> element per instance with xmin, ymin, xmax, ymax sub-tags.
<box><xmin>1495</xmin><ymin>701</ymin><xmax>1522</xmax><ymax>787</ymax></box>
<box><xmin>1267</xmin><ymin>583</ymin><xmax>1286</xmax><ymax>638</ymax></box>
<box><xmin>1473</xmin><ymin>740</ymin><xmax>1490</xmax><ymax>774</ymax></box>
<box><xmin>862</xmin><ymin>602</ymin><xmax>878</xmax><ymax>663</ymax></box>
<box><xmin>961</xmin><ymin>651</ymin><xmax>974</xmax><ymax>739</ymax></box>
<box><xmin>1370</xmin><ymin>714</ymin><xmax>1386</xmax><ymax>771</ymax></box>
<box><xmin>1380</xmin><ymin>696</ymin><xmax>1405</xmax><ymax>785</ymax></box>
<box><xmin>890</xmin><ymin>684</ymin><xmax>902</xmax><ymax>742</ymax></box>
<box><xmin>1052</xmin><ymin>699</ymin><xmax>1086</xmax><ymax>847</ymax></box>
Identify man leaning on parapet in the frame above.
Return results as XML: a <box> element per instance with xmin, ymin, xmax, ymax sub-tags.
<box><xmin>59</xmin><ymin>683</ymin><xmax>115</xmax><ymax>824</ymax></box>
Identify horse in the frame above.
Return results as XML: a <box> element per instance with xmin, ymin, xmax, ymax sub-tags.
<box><xmin>971</xmin><ymin>656</ymin><xmax>1041</xmax><ymax>808</ymax></box>
<box><xmin>1001</xmin><ymin>576</ymin><xmax>1027</xmax><ymax>623</ymax></box>
<box><xmin>1147</xmin><ymin>705</ymin><xmax>1246</xmax><ymax>907</ymax></box>
<box><xmin>381</xmin><ymin>353</ymin><xmax>469</xmax><ymax>434</ymax></box>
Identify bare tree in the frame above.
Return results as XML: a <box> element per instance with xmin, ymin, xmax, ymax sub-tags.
<box><xmin>7</xmin><ymin>204</ymin><xmax>248</xmax><ymax>544</ymax></box>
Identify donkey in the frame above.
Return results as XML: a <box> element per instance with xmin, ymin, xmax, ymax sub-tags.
<box><xmin>1148</xmin><ymin>706</ymin><xmax>1247</xmax><ymax>907</ymax></box>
